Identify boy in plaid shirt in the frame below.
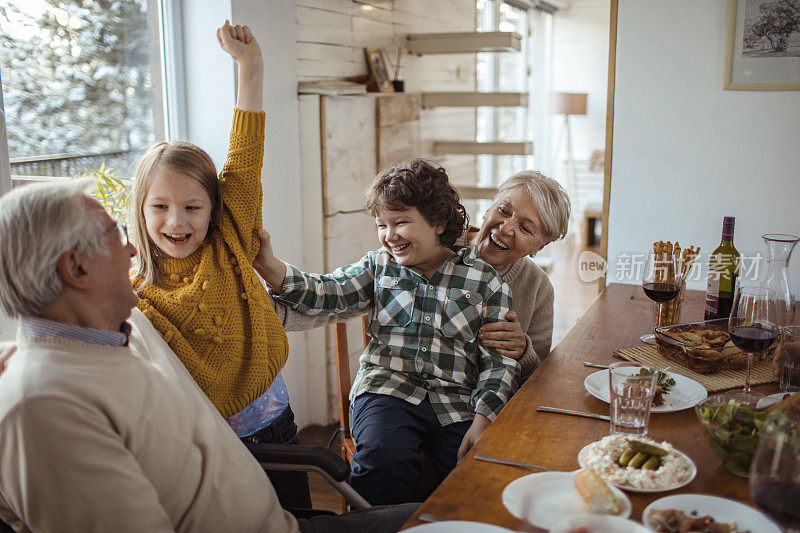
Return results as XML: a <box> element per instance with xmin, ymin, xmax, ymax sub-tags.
<box><xmin>257</xmin><ymin>159</ymin><xmax>520</xmax><ymax>505</ymax></box>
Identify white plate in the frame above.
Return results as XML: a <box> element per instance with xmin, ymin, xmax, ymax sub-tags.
<box><xmin>551</xmin><ymin>514</ymin><xmax>651</xmax><ymax>533</ymax></box>
<box><xmin>756</xmin><ymin>391</ymin><xmax>796</xmax><ymax>410</ymax></box>
<box><xmin>501</xmin><ymin>471</ymin><xmax>631</xmax><ymax>530</ymax></box>
<box><xmin>642</xmin><ymin>494</ymin><xmax>781</xmax><ymax>533</ymax></box>
<box><xmin>404</xmin><ymin>521</ymin><xmax>514</xmax><ymax>533</ymax></box>
<box><xmin>577</xmin><ymin>441</ymin><xmax>697</xmax><ymax>493</ymax></box>
<box><xmin>584</xmin><ymin>368</ymin><xmax>708</xmax><ymax>413</ymax></box>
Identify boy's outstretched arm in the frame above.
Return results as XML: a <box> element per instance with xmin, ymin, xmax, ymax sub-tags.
<box><xmin>217</xmin><ymin>20</ymin><xmax>263</xmax><ymax>112</ymax></box>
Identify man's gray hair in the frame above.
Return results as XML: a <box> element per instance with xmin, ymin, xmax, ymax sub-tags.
<box><xmin>498</xmin><ymin>170</ymin><xmax>571</xmax><ymax>243</ymax></box>
<box><xmin>0</xmin><ymin>179</ymin><xmax>108</xmax><ymax>318</ymax></box>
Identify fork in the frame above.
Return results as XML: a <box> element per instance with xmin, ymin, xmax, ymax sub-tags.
<box><xmin>474</xmin><ymin>453</ymin><xmax>550</xmax><ymax>471</ymax></box>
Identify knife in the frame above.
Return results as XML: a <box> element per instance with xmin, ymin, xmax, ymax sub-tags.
<box><xmin>536</xmin><ymin>405</ymin><xmax>611</xmax><ymax>421</ymax></box>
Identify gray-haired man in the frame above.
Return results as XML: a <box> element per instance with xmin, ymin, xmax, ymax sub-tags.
<box><xmin>0</xmin><ymin>180</ymin><xmax>416</xmax><ymax>532</ymax></box>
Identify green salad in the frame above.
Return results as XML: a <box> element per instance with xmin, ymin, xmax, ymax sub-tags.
<box><xmin>695</xmin><ymin>399</ymin><xmax>772</xmax><ymax>475</ymax></box>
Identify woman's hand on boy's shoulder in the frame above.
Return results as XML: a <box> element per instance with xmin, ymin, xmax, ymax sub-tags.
<box><xmin>216</xmin><ymin>20</ymin><xmax>262</xmax><ymax>67</ymax></box>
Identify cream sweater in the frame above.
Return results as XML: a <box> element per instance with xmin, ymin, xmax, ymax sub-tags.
<box><xmin>0</xmin><ymin>308</ymin><xmax>297</xmax><ymax>533</ymax></box>
<box><xmin>496</xmin><ymin>257</ymin><xmax>554</xmax><ymax>380</ymax></box>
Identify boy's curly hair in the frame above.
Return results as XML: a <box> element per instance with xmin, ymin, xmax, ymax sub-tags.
<box><xmin>364</xmin><ymin>158</ymin><xmax>468</xmax><ymax>247</ymax></box>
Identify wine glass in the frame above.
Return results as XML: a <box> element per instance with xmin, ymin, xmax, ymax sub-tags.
<box><xmin>750</xmin><ymin>409</ymin><xmax>800</xmax><ymax>532</ymax></box>
<box><xmin>640</xmin><ymin>250</ymin><xmax>680</xmax><ymax>344</ymax></box>
<box><xmin>728</xmin><ymin>286</ymin><xmax>779</xmax><ymax>399</ymax></box>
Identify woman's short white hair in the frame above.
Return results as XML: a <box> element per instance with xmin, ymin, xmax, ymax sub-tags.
<box><xmin>497</xmin><ymin>170</ymin><xmax>571</xmax><ymax>244</ymax></box>
<box><xmin>0</xmin><ymin>179</ymin><xmax>108</xmax><ymax>318</ymax></box>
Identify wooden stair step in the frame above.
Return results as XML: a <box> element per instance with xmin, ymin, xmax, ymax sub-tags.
<box><xmin>406</xmin><ymin>31</ymin><xmax>522</xmax><ymax>55</ymax></box>
<box><xmin>432</xmin><ymin>141</ymin><xmax>532</xmax><ymax>156</ymax></box>
<box><xmin>421</xmin><ymin>92</ymin><xmax>528</xmax><ymax>108</ymax></box>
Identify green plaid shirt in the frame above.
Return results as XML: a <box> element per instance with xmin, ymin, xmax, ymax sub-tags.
<box><xmin>273</xmin><ymin>245</ymin><xmax>520</xmax><ymax>425</ymax></box>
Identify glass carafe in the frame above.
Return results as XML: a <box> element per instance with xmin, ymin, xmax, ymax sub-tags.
<box><xmin>759</xmin><ymin>234</ymin><xmax>799</xmax><ymax>327</ymax></box>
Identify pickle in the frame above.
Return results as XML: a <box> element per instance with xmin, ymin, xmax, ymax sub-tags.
<box><xmin>618</xmin><ymin>449</ymin><xmax>636</xmax><ymax>467</ymax></box>
<box><xmin>627</xmin><ymin>438</ymin><xmax>668</xmax><ymax>457</ymax></box>
<box><xmin>642</xmin><ymin>455</ymin><xmax>661</xmax><ymax>470</ymax></box>
<box><xmin>628</xmin><ymin>451</ymin><xmax>648</xmax><ymax>469</ymax></box>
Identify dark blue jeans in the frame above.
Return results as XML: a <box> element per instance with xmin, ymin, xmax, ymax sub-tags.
<box><xmin>240</xmin><ymin>404</ymin><xmax>312</xmax><ymax>509</ymax></box>
<box><xmin>350</xmin><ymin>393</ymin><xmax>471</xmax><ymax>505</ymax></box>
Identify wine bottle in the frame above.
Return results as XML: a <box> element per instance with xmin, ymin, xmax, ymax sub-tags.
<box><xmin>704</xmin><ymin>216</ymin><xmax>740</xmax><ymax>320</ymax></box>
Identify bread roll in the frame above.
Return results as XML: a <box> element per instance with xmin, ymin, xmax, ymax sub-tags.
<box><xmin>573</xmin><ymin>469</ymin><xmax>622</xmax><ymax>515</ymax></box>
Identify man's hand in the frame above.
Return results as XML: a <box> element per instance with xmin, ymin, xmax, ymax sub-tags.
<box><xmin>0</xmin><ymin>342</ymin><xmax>17</xmax><ymax>375</ymax></box>
<box><xmin>457</xmin><ymin>414</ymin><xmax>491</xmax><ymax>463</ymax></box>
<box><xmin>253</xmin><ymin>228</ymin><xmax>288</xmax><ymax>291</ymax></box>
<box><xmin>478</xmin><ymin>310</ymin><xmax>526</xmax><ymax>359</ymax></box>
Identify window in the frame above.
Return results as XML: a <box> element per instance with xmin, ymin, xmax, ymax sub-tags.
<box><xmin>0</xmin><ymin>0</ymin><xmax>171</xmax><ymax>191</ymax></box>
<box><xmin>476</xmin><ymin>0</ymin><xmax>530</xmax><ymax>190</ymax></box>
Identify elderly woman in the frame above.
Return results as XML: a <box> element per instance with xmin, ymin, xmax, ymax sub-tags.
<box><xmin>470</xmin><ymin>170</ymin><xmax>570</xmax><ymax>380</ymax></box>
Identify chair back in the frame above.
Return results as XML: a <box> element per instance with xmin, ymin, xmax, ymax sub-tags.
<box><xmin>333</xmin><ymin>315</ymin><xmax>369</xmax><ymax>453</ymax></box>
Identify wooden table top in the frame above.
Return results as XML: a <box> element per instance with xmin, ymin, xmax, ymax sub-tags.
<box><xmin>403</xmin><ymin>283</ymin><xmax>778</xmax><ymax>530</ymax></box>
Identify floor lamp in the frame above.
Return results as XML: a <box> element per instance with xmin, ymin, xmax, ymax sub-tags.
<box><xmin>550</xmin><ymin>91</ymin><xmax>587</xmax><ymax>237</ymax></box>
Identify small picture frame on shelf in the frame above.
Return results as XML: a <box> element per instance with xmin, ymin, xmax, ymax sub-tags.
<box><xmin>364</xmin><ymin>47</ymin><xmax>394</xmax><ymax>93</ymax></box>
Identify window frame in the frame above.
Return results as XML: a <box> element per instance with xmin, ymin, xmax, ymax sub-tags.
<box><xmin>0</xmin><ymin>0</ymin><xmax>182</xmax><ymax>194</ymax></box>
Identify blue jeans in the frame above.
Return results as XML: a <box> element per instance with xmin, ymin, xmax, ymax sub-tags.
<box><xmin>240</xmin><ymin>404</ymin><xmax>312</xmax><ymax>509</ymax></box>
<box><xmin>350</xmin><ymin>393</ymin><xmax>471</xmax><ymax>505</ymax></box>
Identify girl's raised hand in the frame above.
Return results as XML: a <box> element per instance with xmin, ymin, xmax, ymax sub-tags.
<box><xmin>216</xmin><ymin>20</ymin><xmax>262</xmax><ymax>67</ymax></box>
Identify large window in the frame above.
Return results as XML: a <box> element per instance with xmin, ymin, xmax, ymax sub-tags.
<box><xmin>0</xmin><ymin>0</ymin><xmax>168</xmax><ymax>189</ymax></box>
<box><xmin>476</xmin><ymin>0</ymin><xmax>530</xmax><ymax>188</ymax></box>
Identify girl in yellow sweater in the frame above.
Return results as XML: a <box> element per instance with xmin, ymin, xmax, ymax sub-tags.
<box><xmin>129</xmin><ymin>22</ymin><xmax>306</xmax><ymax>507</ymax></box>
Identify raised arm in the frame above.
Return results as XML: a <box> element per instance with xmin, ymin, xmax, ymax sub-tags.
<box><xmin>217</xmin><ymin>20</ymin><xmax>263</xmax><ymax>112</ymax></box>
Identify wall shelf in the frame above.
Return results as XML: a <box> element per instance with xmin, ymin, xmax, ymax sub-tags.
<box><xmin>433</xmin><ymin>141</ymin><xmax>532</xmax><ymax>156</ymax></box>
<box><xmin>421</xmin><ymin>92</ymin><xmax>528</xmax><ymax>108</ymax></box>
<box><xmin>406</xmin><ymin>31</ymin><xmax>521</xmax><ymax>55</ymax></box>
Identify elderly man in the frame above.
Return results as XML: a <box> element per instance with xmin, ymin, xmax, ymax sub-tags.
<box><xmin>0</xmin><ymin>180</ymin><xmax>416</xmax><ymax>532</ymax></box>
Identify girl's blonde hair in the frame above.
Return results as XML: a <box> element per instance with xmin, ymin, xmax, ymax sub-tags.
<box><xmin>131</xmin><ymin>141</ymin><xmax>221</xmax><ymax>285</ymax></box>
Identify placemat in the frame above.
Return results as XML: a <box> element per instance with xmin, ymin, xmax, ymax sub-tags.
<box><xmin>613</xmin><ymin>345</ymin><xmax>777</xmax><ymax>393</ymax></box>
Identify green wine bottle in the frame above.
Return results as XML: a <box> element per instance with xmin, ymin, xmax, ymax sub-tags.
<box><xmin>704</xmin><ymin>216</ymin><xmax>740</xmax><ymax>320</ymax></box>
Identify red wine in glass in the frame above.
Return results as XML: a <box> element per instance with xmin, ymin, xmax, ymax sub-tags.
<box><xmin>728</xmin><ymin>286</ymin><xmax>778</xmax><ymax>397</ymax></box>
<box><xmin>642</xmin><ymin>282</ymin><xmax>681</xmax><ymax>303</ymax></box>
<box><xmin>729</xmin><ymin>326</ymin><xmax>778</xmax><ymax>353</ymax></box>
<box><xmin>752</xmin><ymin>481</ymin><xmax>800</xmax><ymax>529</ymax></box>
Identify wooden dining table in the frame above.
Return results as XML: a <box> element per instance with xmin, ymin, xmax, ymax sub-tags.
<box><xmin>402</xmin><ymin>282</ymin><xmax>778</xmax><ymax>530</ymax></box>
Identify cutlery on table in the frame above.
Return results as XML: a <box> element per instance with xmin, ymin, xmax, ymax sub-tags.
<box><xmin>536</xmin><ymin>405</ymin><xmax>611</xmax><ymax>421</ymax></box>
<box><xmin>583</xmin><ymin>361</ymin><xmax>610</xmax><ymax>369</ymax></box>
<box><xmin>473</xmin><ymin>453</ymin><xmax>550</xmax><ymax>471</ymax></box>
<box><xmin>417</xmin><ymin>513</ymin><xmax>449</xmax><ymax>523</ymax></box>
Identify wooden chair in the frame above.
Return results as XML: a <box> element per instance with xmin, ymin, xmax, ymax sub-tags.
<box><xmin>332</xmin><ymin>315</ymin><xmax>369</xmax><ymax>465</ymax></box>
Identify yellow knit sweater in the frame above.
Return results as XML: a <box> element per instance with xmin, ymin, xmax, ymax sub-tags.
<box><xmin>133</xmin><ymin>109</ymin><xmax>289</xmax><ymax>418</ymax></box>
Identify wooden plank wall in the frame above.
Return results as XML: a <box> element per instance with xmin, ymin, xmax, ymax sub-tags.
<box><xmin>296</xmin><ymin>0</ymin><xmax>478</xmax><ymax>183</ymax></box>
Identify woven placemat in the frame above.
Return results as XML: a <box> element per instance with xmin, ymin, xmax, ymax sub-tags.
<box><xmin>613</xmin><ymin>345</ymin><xmax>777</xmax><ymax>393</ymax></box>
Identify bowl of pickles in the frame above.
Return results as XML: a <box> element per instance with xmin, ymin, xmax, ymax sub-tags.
<box><xmin>694</xmin><ymin>392</ymin><xmax>769</xmax><ymax>477</ymax></box>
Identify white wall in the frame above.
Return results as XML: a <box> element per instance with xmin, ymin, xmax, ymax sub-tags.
<box><xmin>607</xmin><ymin>0</ymin><xmax>800</xmax><ymax>293</ymax></box>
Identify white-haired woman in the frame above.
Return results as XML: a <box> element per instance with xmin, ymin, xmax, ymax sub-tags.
<box><xmin>469</xmin><ymin>170</ymin><xmax>570</xmax><ymax>380</ymax></box>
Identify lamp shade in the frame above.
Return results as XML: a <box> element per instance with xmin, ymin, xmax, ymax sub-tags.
<box><xmin>549</xmin><ymin>92</ymin><xmax>588</xmax><ymax>115</ymax></box>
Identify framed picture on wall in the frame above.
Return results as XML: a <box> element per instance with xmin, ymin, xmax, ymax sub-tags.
<box><xmin>364</xmin><ymin>48</ymin><xmax>394</xmax><ymax>93</ymax></box>
<box><xmin>724</xmin><ymin>0</ymin><xmax>800</xmax><ymax>90</ymax></box>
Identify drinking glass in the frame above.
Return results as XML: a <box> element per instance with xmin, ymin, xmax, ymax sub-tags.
<box><xmin>608</xmin><ymin>362</ymin><xmax>657</xmax><ymax>436</ymax></box>
<box><xmin>750</xmin><ymin>410</ymin><xmax>800</xmax><ymax>532</ymax></box>
<box><xmin>781</xmin><ymin>325</ymin><xmax>800</xmax><ymax>392</ymax></box>
<box><xmin>728</xmin><ymin>286</ymin><xmax>779</xmax><ymax>399</ymax></box>
<box><xmin>641</xmin><ymin>250</ymin><xmax>680</xmax><ymax>344</ymax></box>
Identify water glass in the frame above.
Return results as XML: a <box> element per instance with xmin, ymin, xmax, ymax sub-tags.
<box><xmin>781</xmin><ymin>326</ymin><xmax>800</xmax><ymax>393</ymax></box>
<box><xmin>608</xmin><ymin>362</ymin><xmax>657</xmax><ymax>436</ymax></box>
